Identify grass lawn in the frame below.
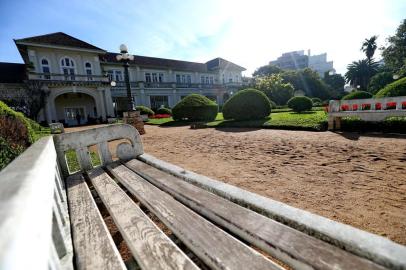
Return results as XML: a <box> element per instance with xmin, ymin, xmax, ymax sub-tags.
<box><xmin>147</xmin><ymin>111</ymin><xmax>328</xmax><ymax>131</ymax></box>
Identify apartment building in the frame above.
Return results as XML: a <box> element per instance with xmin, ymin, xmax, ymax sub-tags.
<box><xmin>269</xmin><ymin>50</ymin><xmax>335</xmax><ymax>77</ymax></box>
<box><xmin>0</xmin><ymin>32</ymin><xmax>245</xmax><ymax>125</ymax></box>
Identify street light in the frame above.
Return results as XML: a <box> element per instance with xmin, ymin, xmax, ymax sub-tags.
<box><xmin>116</xmin><ymin>44</ymin><xmax>135</xmax><ymax>111</ymax></box>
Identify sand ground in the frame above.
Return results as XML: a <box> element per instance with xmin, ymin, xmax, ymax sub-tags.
<box><xmin>66</xmin><ymin>124</ymin><xmax>406</xmax><ymax>245</ymax></box>
<box><xmin>141</xmin><ymin>125</ymin><xmax>406</xmax><ymax>245</ymax></box>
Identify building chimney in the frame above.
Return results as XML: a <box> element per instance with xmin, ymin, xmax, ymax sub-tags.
<box><xmin>308</xmin><ymin>49</ymin><xmax>311</xmax><ymax>56</ymax></box>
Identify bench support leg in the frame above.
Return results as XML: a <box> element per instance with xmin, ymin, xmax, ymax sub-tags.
<box><xmin>328</xmin><ymin>116</ymin><xmax>341</xmax><ymax>130</ymax></box>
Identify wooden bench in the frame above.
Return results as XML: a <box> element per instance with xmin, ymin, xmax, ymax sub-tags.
<box><xmin>0</xmin><ymin>124</ymin><xmax>405</xmax><ymax>270</ymax></box>
<box><xmin>328</xmin><ymin>96</ymin><xmax>406</xmax><ymax>130</ymax></box>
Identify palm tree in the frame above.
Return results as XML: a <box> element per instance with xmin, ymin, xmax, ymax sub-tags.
<box><xmin>345</xmin><ymin>60</ymin><xmax>379</xmax><ymax>89</ymax></box>
<box><xmin>361</xmin><ymin>35</ymin><xmax>378</xmax><ymax>63</ymax></box>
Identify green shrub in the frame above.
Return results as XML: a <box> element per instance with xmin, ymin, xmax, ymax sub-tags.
<box><xmin>0</xmin><ymin>101</ymin><xmax>35</xmax><ymax>145</ymax></box>
<box><xmin>342</xmin><ymin>91</ymin><xmax>373</xmax><ymax>100</ymax></box>
<box><xmin>375</xmin><ymin>77</ymin><xmax>406</xmax><ymax>97</ymax></box>
<box><xmin>136</xmin><ymin>106</ymin><xmax>154</xmax><ymax>116</ymax></box>
<box><xmin>287</xmin><ymin>96</ymin><xmax>313</xmax><ymax>112</ymax></box>
<box><xmin>269</xmin><ymin>100</ymin><xmax>277</xmax><ymax>109</ymax></box>
<box><xmin>222</xmin><ymin>88</ymin><xmax>271</xmax><ymax>120</ymax></box>
<box><xmin>172</xmin><ymin>94</ymin><xmax>218</xmax><ymax>121</ymax></box>
<box><xmin>0</xmin><ymin>137</ymin><xmax>24</xmax><ymax>171</ymax></box>
<box><xmin>156</xmin><ymin>107</ymin><xmax>172</xmax><ymax>115</ymax></box>
<box><xmin>311</xmin><ymin>97</ymin><xmax>322</xmax><ymax>104</ymax></box>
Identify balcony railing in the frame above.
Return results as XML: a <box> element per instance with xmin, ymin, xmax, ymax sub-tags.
<box><xmin>109</xmin><ymin>81</ymin><xmax>242</xmax><ymax>90</ymax></box>
<box><xmin>144</xmin><ymin>82</ymin><xmax>174</xmax><ymax>88</ymax></box>
<box><xmin>28</xmin><ymin>72</ymin><xmax>110</xmax><ymax>83</ymax></box>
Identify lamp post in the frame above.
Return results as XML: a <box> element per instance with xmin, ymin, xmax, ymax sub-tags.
<box><xmin>116</xmin><ymin>44</ymin><xmax>135</xmax><ymax>111</ymax></box>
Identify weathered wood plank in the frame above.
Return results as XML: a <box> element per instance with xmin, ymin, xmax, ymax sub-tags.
<box><xmin>66</xmin><ymin>173</ymin><xmax>126</xmax><ymax>270</ymax></box>
<box><xmin>87</xmin><ymin>168</ymin><xmax>199</xmax><ymax>270</ymax></box>
<box><xmin>125</xmin><ymin>159</ymin><xmax>387</xmax><ymax>270</ymax></box>
<box><xmin>107</xmin><ymin>163</ymin><xmax>283</xmax><ymax>270</ymax></box>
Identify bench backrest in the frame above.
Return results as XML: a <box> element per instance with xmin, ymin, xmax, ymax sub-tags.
<box><xmin>0</xmin><ymin>137</ymin><xmax>73</xmax><ymax>270</ymax></box>
<box><xmin>329</xmin><ymin>95</ymin><xmax>406</xmax><ymax>113</ymax></box>
<box><xmin>53</xmin><ymin>124</ymin><xmax>144</xmax><ymax>177</ymax></box>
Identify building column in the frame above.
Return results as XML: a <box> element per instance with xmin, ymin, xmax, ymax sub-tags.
<box><xmin>103</xmin><ymin>87</ymin><xmax>115</xmax><ymax>117</ymax></box>
<box><xmin>47</xmin><ymin>96</ymin><xmax>57</xmax><ymax>123</ymax></box>
<box><xmin>172</xmin><ymin>89</ymin><xmax>177</xmax><ymax>107</ymax></box>
<box><xmin>96</xmin><ymin>89</ymin><xmax>107</xmax><ymax>120</ymax></box>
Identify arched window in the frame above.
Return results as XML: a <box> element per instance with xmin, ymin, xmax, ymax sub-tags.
<box><xmin>85</xmin><ymin>62</ymin><xmax>93</xmax><ymax>81</ymax></box>
<box><xmin>60</xmin><ymin>57</ymin><xmax>75</xmax><ymax>80</ymax></box>
<box><xmin>41</xmin><ymin>58</ymin><xmax>51</xmax><ymax>79</ymax></box>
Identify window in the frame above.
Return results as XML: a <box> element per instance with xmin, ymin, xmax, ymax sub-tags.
<box><xmin>60</xmin><ymin>57</ymin><xmax>75</xmax><ymax>80</ymax></box>
<box><xmin>145</xmin><ymin>73</ymin><xmax>152</xmax><ymax>82</ymax></box>
<box><xmin>152</xmin><ymin>73</ymin><xmax>158</xmax><ymax>82</ymax></box>
<box><xmin>150</xmin><ymin>96</ymin><xmax>169</xmax><ymax>110</ymax></box>
<box><xmin>158</xmin><ymin>73</ymin><xmax>164</xmax><ymax>83</ymax></box>
<box><xmin>41</xmin><ymin>58</ymin><xmax>51</xmax><ymax>79</ymax></box>
<box><xmin>210</xmin><ymin>76</ymin><xmax>214</xmax><ymax>84</ymax></box>
<box><xmin>222</xmin><ymin>74</ymin><xmax>225</xmax><ymax>83</ymax></box>
<box><xmin>85</xmin><ymin>62</ymin><xmax>93</xmax><ymax>81</ymax></box>
<box><xmin>107</xmin><ymin>70</ymin><xmax>123</xmax><ymax>82</ymax></box>
<box><xmin>114</xmin><ymin>71</ymin><xmax>123</xmax><ymax>81</ymax></box>
<box><xmin>235</xmin><ymin>75</ymin><xmax>239</xmax><ymax>82</ymax></box>
<box><xmin>201</xmin><ymin>76</ymin><xmax>205</xmax><ymax>84</ymax></box>
<box><xmin>176</xmin><ymin>73</ymin><xmax>191</xmax><ymax>84</ymax></box>
<box><xmin>206</xmin><ymin>76</ymin><xmax>209</xmax><ymax>84</ymax></box>
<box><xmin>229</xmin><ymin>77</ymin><xmax>233</xmax><ymax>83</ymax></box>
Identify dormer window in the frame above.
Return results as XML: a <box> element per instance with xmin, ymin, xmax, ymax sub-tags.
<box><xmin>40</xmin><ymin>58</ymin><xmax>51</xmax><ymax>80</ymax></box>
<box><xmin>85</xmin><ymin>62</ymin><xmax>93</xmax><ymax>81</ymax></box>
<box><xmin>60</xmin><ymin>57</ymin><xmax>75</xmax><ymax>80</ymax></box>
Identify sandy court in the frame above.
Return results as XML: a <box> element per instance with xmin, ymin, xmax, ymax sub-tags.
<box><xmin>141</xmin><ymin>125</ymin><xmax>406</xmax><ymax>245</ymax></box>
<box><xmin>66</xmin><ymin>124</ymin><xmax>406</xmax><ymax>245</ymax></box>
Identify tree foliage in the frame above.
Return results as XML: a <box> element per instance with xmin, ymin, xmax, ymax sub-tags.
<box><xmin>367</xmin><ymin>72</ymin><xmax>395</xmax><ymax>94</ymax></box>
<box><xmin>381</xmin><ymin>19</ymin><xmax>406</xmax><ymax>74</ymax></box>
<box><xmin>252</xmin><ymin>64</ymin><xmax>282</xmax><ymax>77</ymax></box>
<box><xmin>323</xmin><ymin>72</ymin><xmax>345</xmax><ymax>98</ymax></box>
<box><xmin>375</xmin><ymin>77</ymin><xmax>406</xmax><ymax>97</ymax></box>
<box><xmin>345</xmin><ymin>60</ymin><xmax>379</xmax><ymax>90</ymax></box>
<box><xmin>255</xmin><ymin>74</ymin><xmax>294</xmax><ymax>105</ymax></box>
<box><xmin>361</xmin><ymin>35</ymin><xmax>378</xmax><ymax>63</ymax></box>
<box><xmin>281</xmin><ymin>68</ymin><xmax>331</xmax><ymax>100</ymax></box>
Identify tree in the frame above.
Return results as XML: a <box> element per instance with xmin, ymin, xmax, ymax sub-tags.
<box><xmin>255</xmin><ymin>74</ymin><xmax>294</xmax><ymax>105</ymax></box>
<box><xmin>323</xmin><ymin>72</ymin><xmax>345</xmax><ymax>98</ymax></box>
<box><xmin>345</xmin><ymin>60</ymin><xmax>379</xmax><ymax>90</ymax></box>
<box><xmin>361</xmin><ymin>35</ymin><xmax>378</xmax><ymax>63</ymax></box>
<box><xmin>281</xmin><ymin>68</ymin><xmax>331</xmax><ymax>100</ymax></box>
<box><xmin>381</xmin><ymin>19</ymin><xmax>406</xmax><ymax>74</ymax></box>
<box><xmin>367</xmin><ymin>72</ymin><xmax>394</xmax><ymax>94</ymax></box>
<box><xmin>4</xmin><ymin>81</ymin><xmax>50</xmax><ymax>121</ymax></box>
<box><xmin>252</xmin><ymin>64</ymin><xmax>282</xmax><ymax>77</ymax></box>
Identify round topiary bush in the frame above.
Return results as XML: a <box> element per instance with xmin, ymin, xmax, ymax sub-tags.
<box><xmin>172</xmin><ymin>94</ymin><xmax>218</xmax><ymax>121</ymax></box>
<box><xmin>375</xmin><ymin>77</ymin><xmax>406</xmax><ymax>97</ymax></box>
<box><xmin>269</xmin><ymin>100</ymin><xmax>277</xmax><ymax>109</ymax></box>
<box><xmin>287</xmin><ymin>96</ymin><xmax>313</xmax><ymax>112</ymax></box>
<box><xmin>156</xmin><ymin>107</ymin><xmax>172</xmax><ymax>115</ymax></box>
<box><xmin>311</xmin><ymin>97</ymin><xmax>322</xmax><ymax>103</ymax></box>
<box><xmin>342</xmin><ymin>91</ymin><xmax>373</xmax><ymax>100</ymax></box>
<box><xmin>222</xmin><ymin>89</ymin><xmax>271</xmax><ymax>120</ymax></box>
<box><xmin>136</xmin><ymin>106</ymin><xmax>154</xmax><ymax>116</ymax></box>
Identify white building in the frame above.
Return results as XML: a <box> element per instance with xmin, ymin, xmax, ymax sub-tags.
<box><xmin>308</xmin><ymin>52</ymin><xmax>335</xmax><ymax>78</ymax></box>
<box><xmin>0</xmin><ymin>32</ymin><xmax>245</xmax><ymax>126</ymax></box>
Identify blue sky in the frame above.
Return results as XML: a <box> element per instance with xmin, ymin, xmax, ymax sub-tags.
<box><xmin>0</xmin><ymin>0</ymin><xmax>405</xmax><ymax>75</ymax></box>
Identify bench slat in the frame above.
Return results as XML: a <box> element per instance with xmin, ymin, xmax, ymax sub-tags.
<box><xmin>66</xmin><ymin>174</ymin><xmax>126</xmax><ymax>270</ymax></box>
<box><xmin>87</xmin><ymin>168</ymin><xmax>199</xmax><ymax>270</ymax></box>
<box><xmin>107</xmin><ymin>163</ymin><xmax>283</xmax><ymax>270</ymax></box>
<box><xmin>125</xmin><ymin>159</ymin><xmax>387</xmax><ymax>270</ymax></box>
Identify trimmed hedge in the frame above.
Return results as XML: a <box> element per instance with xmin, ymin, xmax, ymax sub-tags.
<box><xmin>172</xmin><ymin>94</ymin><xmax>218</xmax><ymax>121</ymax></box>
<box><xmin>342</xmin><ymin>91</ymin><xmax>373</xmax><ymax>100</ymax></box>
<box><xmin>375</xmin><ymin>77</ymin><xmax>406</xmax><ymax>97</ymax></box>
<box><xmin>222</xmin><ymin>88</ymin><xmax>271</xmax><ymax>120</ymax></box>
<box><xmin>157</xmin><ymin>107</ymin><xmax>172</xmax><ymax>115</ymax></box>
<box><xmin>136</xmin><ymin>106</ymin><xmax>155</xmax><ymax>116</ymax></box>
<box><xmin>0</xmin><ymin>101</ymin><xmax>37</xmax><ymax>170</ymax></box>
<box><xmin>269</xmin><ymin>100</ymin><xmax>277</xmax><ymax>109</ymax></box>
<box><xmin>287</xmin><ymin>96</ymin><xmax>313</xmax><ymax>112</ymax></box>
<box><xmin>341</xmin><ymin>117</ymin><xmax>406</xmax><ymax>133</ymax></box>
